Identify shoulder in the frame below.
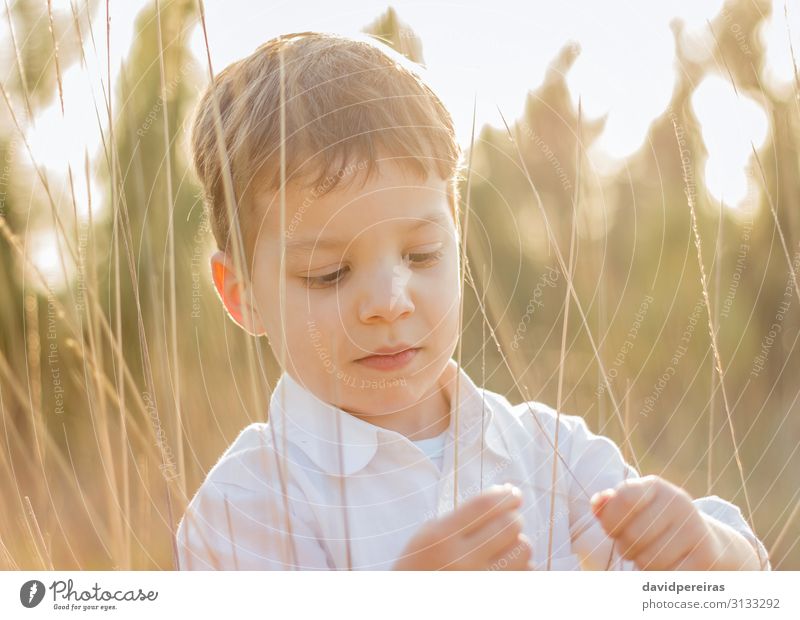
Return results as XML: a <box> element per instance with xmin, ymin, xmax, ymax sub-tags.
<box><xmin>498</xmin><ymin>395</ymin><xmax>631</xmax><ymax>470</ymax></box>
<box><xmin>198</xmin><ymin>422</ymin><xmax>283</xmax><ymax>490</ymax></box>
<box><xmin>217</xmin><ymin>421</ymin><xmax>275</xmax><ymax>459</ymax></box>
<box><xmin>177</xmin><ymin>422</ymin><xmax>282</xmax><ymax>538</ymax></box>
<box><xmin>176</xmin><ymin>422</ymin><xmax>314</xmax><ymax>570</ymax></box>
<box><xmin>494</xmin><ymin>393</ymin><xmax>596</xmax><ymax>446</ymax></box>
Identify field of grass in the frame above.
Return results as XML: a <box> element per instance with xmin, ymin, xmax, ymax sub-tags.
<box><xmin>0</xmin><ymin>0</ymin><xmax>798</xmax><ymax>569</ymax></box>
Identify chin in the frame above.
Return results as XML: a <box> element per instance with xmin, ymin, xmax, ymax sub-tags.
<box><xmin>343</xmin><ymin>379</ymin><xmax>423</xmax><ymax>415</ymax></box>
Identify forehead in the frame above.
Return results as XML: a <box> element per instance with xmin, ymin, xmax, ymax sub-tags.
<box><xmin>256</xmin><ymin>162</ymin><xmax>453</xmax><ymax>249</ymax></box>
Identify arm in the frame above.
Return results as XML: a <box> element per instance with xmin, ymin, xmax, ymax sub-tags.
<box><xmin>176</xmin><ymin>427</ymin><xmax>332</xmax><ymax>570</ymax></box>
<box><xmin>702</xmin><ymin>512</ymin><xmax>762</xmax><ymax>570</ymax></box>
<box><xmin>591</xmin><ymin>476</ymin><xmax>769</xmax><ymax>570</ymax></box>
<box><xmin>176</xmin><ymin>480</ymin><xmax>331</xmax><ymax>570</ymax></box>
<box><xmin>690</xmin><ymin>495</ymin><xmax>770</xmax><ymax>570</ymax></box>
<box><xmin>551</xmin><ymin>411</ymin><xmax>769</xmax><ymax>570</ymax></box>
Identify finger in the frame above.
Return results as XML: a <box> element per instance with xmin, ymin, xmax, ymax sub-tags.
<box><xmin>614</xmin><ymin>489</ymin><xmax>680</xmax><ymax>560</ymax></box>
<box><xmin>670</xmin><ymin>544</ymin><xmax>709</xmax><ymax>571</ymax></box>
<box><xmin>444</xmin><ymin>485</ymin><xmax>522</xmax><ymax>537</ymax></box>
<box><xmin>592</xmin><ymin>477</ymin><xmax>660</xmax><ymax>539</ymax></box>
<box><xmin>487</xmin><ymin>534</ymin><xmax>533</xmax><ymax>571</ymax></box>
<box><xmin>633</xmin><ymin>526</ymin><xmax>693</xmax><ymax>570</ymax></box>
<box><xmin>669</xmin><ymin>527</ymin><xmax>724</xmax><ymax>571</ymax></box>
<box><xmin>633</xmin><ymin>512</ymin><xmax>708</xmax><ymax>570</ymax></box>
<box><xmin>462</xmin><ymin>508</ymin><xmax>524</xmax><ymax>561</ymax></box>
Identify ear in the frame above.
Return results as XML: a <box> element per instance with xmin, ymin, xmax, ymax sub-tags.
<box><xmin>210</xmin><ymin>250</ymin><xmax>265</xmax><ymax>336</ymax></box>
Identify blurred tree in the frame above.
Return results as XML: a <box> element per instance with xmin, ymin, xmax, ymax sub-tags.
<box><xmin>96</xmin><ymin>0</ymin><xmax>200</xmax><ymax>536</ymax></box>
<box><xmin>0</xmin><ymin>0</ymin><xmax>89</xmax><ymax>567</ymax></box>
<box><xmin>363</xmin><ymin>6</ymin><xmax>424</xmax><ymax>64</ymax></box>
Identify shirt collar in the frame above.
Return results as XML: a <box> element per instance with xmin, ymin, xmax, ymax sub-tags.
<box><xmin>268</xmin><ymin>358</ymin><xmax>511</xmax><ymax>476</ymax></box>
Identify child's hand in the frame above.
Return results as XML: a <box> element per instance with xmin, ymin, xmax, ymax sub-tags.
<box><xmin>393</xmin><ymin>484</ymin><xmax>533</xmax><ymax>570</ymax></box>
<box><xmin>591</xmin><ymin>475</ymin><xmax>757</xmax><ymax>570</ymax></box>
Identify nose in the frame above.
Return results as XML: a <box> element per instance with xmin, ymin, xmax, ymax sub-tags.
<box><xmin>358</xmin><ymin>260</ymin><xmax>415</xmax><ymax>323</ymax></box>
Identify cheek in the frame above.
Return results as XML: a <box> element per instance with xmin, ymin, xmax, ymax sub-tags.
<box><xmin>251</xmin><ymin>279</ymin><xmax>315</xmax><ymax>356</ymax></box>
<box><xmin>431</xmin><ymin>278</ymin><xmax>459</xmax><ymax>320</ymax></box>
<box><xmin>442</xmin><ymin>246</ymin><xmax>462</xmax><ymax>294</ymax></box>
<box><xmin>284</xmin><ymin>294</ymin><xmax>345</xmax><ymax>361</ymax></box>
<box><xmin>269</xmin><ymin>301</ymin><xmax>334</xmax><ymax>381</ymax></box>
<box><xmin>421</xmin><ymin>256</ymin><xmax>461</xmax><ymax>334</ymax></box>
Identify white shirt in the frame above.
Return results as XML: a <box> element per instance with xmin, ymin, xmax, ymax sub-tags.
<box><xmin>176</xmin><ymin>359</ymin><xmax>770</xmax><ymax>570</ymax></box>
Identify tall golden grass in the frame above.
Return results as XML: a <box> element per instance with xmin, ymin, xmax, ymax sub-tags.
<box><xmin>0</xmin><ymin>0</ymin><xmax>798</xmax><ymax>570</ymax></box>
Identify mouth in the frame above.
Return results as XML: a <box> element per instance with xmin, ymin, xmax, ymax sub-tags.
<box><xmin>355</xmin><ymin>346</ymin><xmax>420</xmax><ymax>371</ymax></box>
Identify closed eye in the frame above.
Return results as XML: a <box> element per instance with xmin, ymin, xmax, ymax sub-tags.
<box><xmin>300</xmin><ymin>265</ymin><xmax>349</xmax><ymax>289</ymax></box>
<box><xmin>405</xmin><ymin>249</ymin><xmax>443</xmax><ymax>267</ymax></box>
<box><xmin>299</xmin><ymin>249</ymin><xmax>443</xmax><ymax>290</ymax></box>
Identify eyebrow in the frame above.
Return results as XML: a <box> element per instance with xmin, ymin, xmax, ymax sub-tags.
<box><xmin>283</xmin><ymin>211</ymin><xmax>452</xmax><ymax>258</ymax></box>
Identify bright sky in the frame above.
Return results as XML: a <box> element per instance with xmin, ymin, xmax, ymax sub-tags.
<box><xmin>13</xmin><ymin>0</ymin><xmax>800</xmax><ymax>241</ymax></box>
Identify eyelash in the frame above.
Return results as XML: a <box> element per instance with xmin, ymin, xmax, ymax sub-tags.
<box><xmin>300</xmin><ymin>250</ymin><xmax>444</xmax><ymax>289</ymax></box>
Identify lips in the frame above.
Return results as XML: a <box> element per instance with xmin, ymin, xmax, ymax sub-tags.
<box><xmin>364</xmin><ymin>344</ymin><xmax>415</xmax><ymax>356</ymax></box>
<box><xmin>355</xmin><ymin>346</ymin><xmax>420</xmax><ymax>371</ymax></box>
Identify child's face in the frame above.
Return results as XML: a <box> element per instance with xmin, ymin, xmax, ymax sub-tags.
<box><xmin>211</xmin><ymin>161</ymin><xmax>461</xmax><ymax>417</ymax></box>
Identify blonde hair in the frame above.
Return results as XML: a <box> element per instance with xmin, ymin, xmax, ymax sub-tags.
<box><xmin>190</xmin><ymin>31</ymin><xmax>462</xmax><ymax>259</ymax></box>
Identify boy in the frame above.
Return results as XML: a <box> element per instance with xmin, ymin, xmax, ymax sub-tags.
<box><xmin>176</xmin><ymin>32</ymin><xmax>769</xmax><ymax>570</ymax></box>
